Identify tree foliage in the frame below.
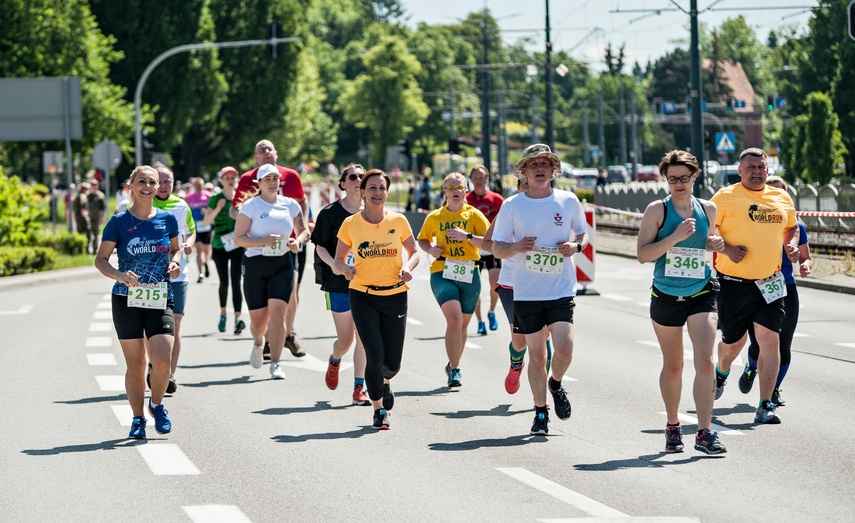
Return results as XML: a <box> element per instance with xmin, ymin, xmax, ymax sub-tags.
<box><xmin>801</xmin><ymin>92</ymin><xmax>846</xmax><ymax>185</ymax></box>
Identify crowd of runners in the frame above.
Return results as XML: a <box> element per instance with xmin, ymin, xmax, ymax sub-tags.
<box><xmin>95</xmin><ymin>140</ymin><xmax>809</xmax><ymax>450</ymax></box>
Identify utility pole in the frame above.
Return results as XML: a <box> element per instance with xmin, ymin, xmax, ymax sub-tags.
<box><xmin>690</xmin><ymin>0</ymin><xmax>705</xmax><ymax>196</ymax></box>
<box><xmin>545</xmin><ymin>0</ymin><xmax>555</xmax><ymax>151</ymax></box>
<box><xmin>630</xmin><ymin>90</ymin><xmax>639</xmax><ymax>180</ymax></box>
<box><xmin>619</xmin><ymin>80</ymin><xmax>627</xmax><ymax>167</ymax></box>
<box><xmin>597</xmin><ymin>90</ymin><xmax>605</xmax><ymax>168</ymax></box>
<box><xmin>583</xmin><ymin>101</ymin><xmax>590</xmax><ymax>167</ymax></box>
<box><xmin>481</xmin><ymin>10</ymin><xmax>492</xmax><ymax>172</ymax></box>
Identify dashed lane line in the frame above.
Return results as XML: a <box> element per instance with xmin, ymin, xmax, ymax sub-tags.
<box><xmin>407</xmin><ymin>317</ymin><xmax>424</xmax><ymax>326</ymax></box>
<box><xmin>89</xmin><ymin>322</ymin><xmax>113</xmax><ymax>332</ymax></box>
<box><xmin>92</xmin><ymin>310</ymin><xmax>112</xmax><ymax>320</ymax></box>
<box><xmin>183</xmin><ymin>505</ymin><xmax>252</xmax><ymax>523</ymax></box>
<box><xmin>0</xmin><ymin>304</ymin><xmax>34</xmax><ymax>316</ymax></box>
<box><xmin>111</xmin><ymin>405</ymin><xmax>150</xmax><ymax>426</ymax></box>
<box><xmin>95</xmin><ymin>375</ymin><xmax>125</xmax><ymax>391</ymax></box>
<box><xmin>85</xmin><ymin>336</ymin><xmax>113</xmax><ymax>347</ymax></box>
<box><xmin>497</xmin><ymin>467</ymin><xmax>628</xmax><ymax>518</ymax></box>
<box><xmin>87</xmin><ymin>353</ymin><xmax>117</xmax><ymax>366</ymax></box>
<box><xmin>96</xmin><ymin>301</ymin><xmax>111</xmax><ymax>309</ymax></box>
<box><xmin>137</xmin><ymin>444</ymin><xmax>201</xmax><ymax>475</ymax></box>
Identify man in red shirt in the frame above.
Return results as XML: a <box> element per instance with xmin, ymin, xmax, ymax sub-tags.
<box><xmin>231</xmin><ymin>139</ymin><xmax>312</xmax><ymax>358</ymax></box>
<box><xmin>465</xmin><ymin>164</ymin><xmax>504</xmax><ymax>335</ymax></box>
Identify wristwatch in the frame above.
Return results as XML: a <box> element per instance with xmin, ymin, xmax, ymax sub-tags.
<box><xmin>575</xmin><ymin>242</ymin><xmax>582</xmax><ymax>253</ymax></box>
<box><xmin>466</xmin><ymin>233</ymin><xmax>473</xmax><ymax>240</ymax></box>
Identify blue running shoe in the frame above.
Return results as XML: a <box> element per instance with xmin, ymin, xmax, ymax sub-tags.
<box><xmin>488</xmin><ymin>310</ymin><xmax>498</xmax><ymax>331</ymax></box>
<box><xmin>448</xmin><ymin>367</ymin><xmax>462</xmax><ymax>388</ymax></box>
<box><xmin>129</xmin><ymin>416</ymin><xmax>147</xmax><ymax>439</ymax></box>
<box><xmin>218</xmin><ymin>314</ymin><xmax>227</xmax><ymax>333</ymax></box>
<box><xmin>477</xmin><ymin>321</ymin><xmax>487</xmax><ymax>336</ymax></box>
<box><xmin>148</xmin><ymin>402</ymin><xmax>173</xmax><ymax>434</ymax></box>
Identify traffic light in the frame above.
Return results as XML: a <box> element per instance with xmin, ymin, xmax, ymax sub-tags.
<box><xmin>704</xmin><ymin>130</ymin><xmax>711</xmax><ymax>152</ymax></box>
<box><xmin>766</xmin><ymin>94</ymin><xmax>775</xmax><ymax>111</ymax></box>
<box><xmin>686</xmin><ymin>97</ymin><xmax>692</xmax><ymax>114</ymax></box>
<box><xmin>448</xmin><ymin>138</ymin><xmax>461</xmax><ymax>155</ymax></box>
<box><xmin>399</xmin><ymin>139</ymin><xmax>411</xmax><ymax>157</ymax></box>
<box><xmin>267</xmin><ymin>22</ymin><xmax>280</xmax><ymax>60</ymax></box>
<box><xmin>725</xmin><ymin>95</ymin><xmax>733</xmax><ymax>113</ymax></box>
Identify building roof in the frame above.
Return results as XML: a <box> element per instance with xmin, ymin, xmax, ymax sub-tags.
<box><xmin>703</xmin><ymin>59</ymin><xmax>756</xmax><ymax>113</ymax></box>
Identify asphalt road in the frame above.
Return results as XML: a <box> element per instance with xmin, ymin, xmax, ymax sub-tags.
<box><xmin>1</xmin><ymin>250</ymin><xmax>854</xmax><ymax>522</ymax></box>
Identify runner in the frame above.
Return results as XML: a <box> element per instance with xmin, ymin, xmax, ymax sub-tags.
<box><xmin>636</xmin><ymin>150</ymin><xmax>727</xmax><ymax>454</ymax></box>
<box><xmin>204</xmin><ymin>166</ymin><xmax>246</xmax><ymax>335</ymax></box>
<box><xmin>491</xmin><ymin>144</ymin><xmax>588</xmax><ymax>435</ymax></box>
<box><xmin>234</xmin><ymin>164</ymin><xmax>308</xmax><ymax>380</ymax></box>
<box><xmin>417</xmin><ymin>172</ymin><xmax>489</xmax><ymax>388</ymax></box>
<box><xmin>738</xmin><ymin>175</ymin><xmax>812</xmax><ymax>408</ymax></box>
<box><xmin>151</xmin><ymin>163</ymin><xmax>196</xmax><ymax>395</ymax></box>
<box><xmin>333</xmin><ymin>169</ymin><xmax>420</xmax><ymax>430</ymax></box>
<box><xmin>94</xmin><ymin>165</ymin><xmax>181</xmax><ymax>439</ymax></box>
<box><xmin>466</xmin><ymin>164</ymin><xmax>504</xmax><ymax>335</ymax></box>
<box><xmin>311</xmin><ymin>163</ymin><xmax>370</xmax><ymax>405</ymax></box>
<box><xmin>185</xmin><ymin>177</ymin><xmax>213</xmax><ymax>283</ymax></box>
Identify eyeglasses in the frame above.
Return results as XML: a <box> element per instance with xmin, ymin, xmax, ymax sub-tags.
<box><xmin>255</xmin><ymin>146</ymin><xmax>274</xmax><ymax>154</ymax></box>
<box><xmin>444</xmin><ymin>185</ymin><xmax>467</xmax><ymax>191</ymax></box>
<box><xmin>347</xmin><ymin>173</ymin><xmax>362</xmax><ymax>181</ymax></box>
<box><xmin>666</xmin><ymin>175</ymin><xmax>693</xmax><ymax>184</ymax></box>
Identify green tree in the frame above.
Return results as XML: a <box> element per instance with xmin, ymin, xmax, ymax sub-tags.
<box><xmin>0</xmin><ymin>0</ymin><xmax>135</xmax><ymax>182</ymax></box>
<box><xmin>339</xmin><ymin>35</ymin><xmax>429</xmax><ymax>166</ymax></box>
<box><xmin>709</xmin><ymin>16</ymin><xmax>766</xmax><ymax>88</ymax></box>
<box><xmin>801</xmin><ymin>92</ymin><xmax>846</xmax><ymax>185</ymax></box>
<box><xmin>0</xmin><ymin>168</ymin><xmax>45</xmax><ymax>246</ymax></box>
<box><xmin>780</xmin><ymin>115</ymin><xmax>805</xmax><ymax>182</ymax></box>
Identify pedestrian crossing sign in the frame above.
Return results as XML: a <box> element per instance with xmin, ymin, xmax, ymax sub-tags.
<box><xmin>715</xmin><ymin>132</ymin><xmax>736</xmax><ymax>153</ymax></box>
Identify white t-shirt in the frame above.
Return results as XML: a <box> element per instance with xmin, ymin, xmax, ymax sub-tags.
<box><xmin>239</xmin><ymin>195</ymin><xmax>302</xmax><ymax>258</ymax></box>
<box><xmin>491</xmin><ymin>189</ymin><xmax>587</xmax><ymax>300</ymax></box>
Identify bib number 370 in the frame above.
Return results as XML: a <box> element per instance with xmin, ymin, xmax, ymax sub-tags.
<box><xmin>127</xmin><ymin>282</ymin><xmax>168</xmax><ymax>309</ymax></box>
<box><xmin>525</xmin><ymin>246</ymin><xmax>562</xmax><ymax>274</ymax></box>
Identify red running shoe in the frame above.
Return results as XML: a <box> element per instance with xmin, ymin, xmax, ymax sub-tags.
<box><xmin>505</xmin><ymin>360</ymin><xmax>524</xmax><ymax>394</ymax></box>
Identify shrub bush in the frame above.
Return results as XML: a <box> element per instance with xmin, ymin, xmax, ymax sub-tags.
<box><xmin>0</xmin><ymin>247</ymin><xmax>57</xmax><ymax>277</ymax></box>
<box><xmin>575</xmin><ymin>189</ymin><xmax>595</xmax><ymax>203</ymax></box>
<box><xmin>37</xmin><ymin>232</ymin><xmax>89</xmax><ymax>256</ymax></box>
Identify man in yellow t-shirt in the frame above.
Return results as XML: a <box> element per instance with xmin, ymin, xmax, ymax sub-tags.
<box><xmin>709</xmin><ymin>148</ymin><xmax>798</xmax><ymax>425</ymax></box>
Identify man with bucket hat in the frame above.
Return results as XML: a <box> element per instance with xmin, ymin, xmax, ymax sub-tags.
<box><xmin>491</xmin><ymin>144</ymin><xmax>589</xmax><ymax>435</ymax></box>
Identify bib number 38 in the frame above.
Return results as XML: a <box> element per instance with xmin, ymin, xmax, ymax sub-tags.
<box><xmin>127</xmin><ymin>282</ymin><xmax>168</xmax><ymax>310</ymax></box>
<box><xmin>443</xmin><ymin>259</ymin><xmax>475</xmax><ymax>283</ymax></box>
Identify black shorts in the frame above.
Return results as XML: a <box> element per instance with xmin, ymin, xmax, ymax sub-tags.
<box><xmin>716</xmin><ymin>273</ymin><xmax>785</xmax><ymax>343</ymax></box>
<box><xmin>111</xmin><ymin>293</ymin><xmax>175</xmax><ymax>340</ymax></box>
<box><xmin>296</xmin><ymin>247</ymin><xmax>307</xmax><ymax>284</ymax></box>
<box><xmin>649</xmin><ymin>281</ymin><xmax>718</xmax><ymax>327</ymax></box>
<box><xmin>195</xmin><ymin>230</ymin><xmax>212</xmax><ymax>244</ymax></box>
<box><xmin>242</xmin><ymin>254</ymin><xmax>294</xmax><ymax>311</ymax></box>
<box><xmin>513</xmin><ymin>296</ymin><xmax>575</xmax><ymax>335</ymax></box>
<box><xmin>496</xmin><ymin>285</ymin><xmax>514</xmax><ymax>324</ymax></box>
<box><xmin>477</xmin><ymin>254</ymin><xmax>502</xmax><ymax>271</ymax></box>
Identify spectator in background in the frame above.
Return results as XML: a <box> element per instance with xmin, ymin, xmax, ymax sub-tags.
<box><xmin>115</xmin><ymin>185</ymin><xmax>130</xmax><ymax>214</ymax></box>
<box><xmin>87</xmin><ymin>180</ymin><xmax>107</xmax><ymax>254</ymax></box>
<box><xmin>185</xmin><ymin>177</ymin><xmax>214</xmax><ymax>283</ymax></box>
<box><xmin>596</xmin><ymin>166</ymin><xmax>607</xmax><ymax>187</ymax></box>
<box><xmin>417</xmin><ymin>175</ymin><xmax>432</xmax><ymax>211</ymax></box>
<box><xmin>405</xmin><ymin>178</ymin><xmax>415</xmax><ymax>212</ymax></box>
<box><xmin>73</xmin><ymin>181</ymin><xmax>92</xmax><ymax>250</ymax></box>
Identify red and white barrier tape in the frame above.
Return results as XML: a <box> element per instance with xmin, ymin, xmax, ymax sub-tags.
<box><xmin>591</xmin><ymin>204</ymin><xmax>855</xmax><ymax>219</ymax></box>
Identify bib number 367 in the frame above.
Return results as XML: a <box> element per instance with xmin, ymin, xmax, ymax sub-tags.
<box><xmin>127</xmin><ymin>282</ymin><xmax>168</xmax><ymax>309</ymax></box>
<box><xmin>755</xmin><ymin>271</ymin><xmax>786</xmax><ymax>304</ymax></box>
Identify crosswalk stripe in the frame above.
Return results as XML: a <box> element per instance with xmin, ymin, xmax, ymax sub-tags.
<box><xmin>183</xmin><ymin>505</ymin><xmax>252</xmax><ymax>523</ymax></box>
<box><xmin>497</xmin><ymin>467</ymin><xmax>628</xmax><ymax>518</ymax></box>
<box><xmin>111</xmin><ymin>405</ymin><xmax>150</xmax><ymax>426</ymax></box>
<box><xmin>137</xmin><ymin>444</ymin><xmax>201</xmax><ymax>475</ymax></box>
<box><xmin>86</xmin><ymin>353</ymin><xmax>117</xmax><ymax>366</ymax></box>
<box><xmin>92</xmin><ymin>310</ymin><xmax>112</xmax><ymax>320</ymax></box>
<box><xmin>88</xmin><ymin>322</ymin><xmax>113</xmax><ymax>332</ymax></box>
<box><xmin>85</xmin><ymin>337</ymin><xmax>113</xmax><ymax>347</ymax></box>
<box><xmin>95</xmin><ymin>375</ymin><xmax>125</xmax><ymax>391</ymax></box>
<box><xmin>658</xmin><ymin>412</ymin><xmax>744</xmax><ymax>435</ymax></box>
<box><xmin>96</xmin><ymin>301</ymin><xmax>112</xmax><ymax>310</ymax></box>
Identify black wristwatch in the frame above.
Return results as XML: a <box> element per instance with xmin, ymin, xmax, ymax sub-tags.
<box><xmin>575</xmin><ymin>242</ymin><xmax>582</xmax><ymax>253</ymax></box>
<box><xmin>466</xmin><ymin>233</ymin><xmax>473</xmax><ymax>240</ymax></box>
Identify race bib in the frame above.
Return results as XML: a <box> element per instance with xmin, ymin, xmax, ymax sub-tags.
<box><xmin>755</xmin><ymin>271</ymin><xmax>787</xmax><ymax>304</ymax></box>
<box><xmin>346</xmin><ymin>252</ymin><xmax>355</xmax><ymax>267</ymax></box>
<box><xmin>442</xmin><ymin>259</ymin><xmax>475</xmax><ymax>283</ymax></box>
<box><xmin>262</xmin><ymin>238</ymin><xmax>287</xmax><ymax>256</ymax></box>
<box><xmin>220</xmin><ymin>232</ymin><xmax>238</xmax><ymax>252</ymax></box>
<box><xmin>127</xmin><ymin>282</ymin><xmax>168</xmax><ymax>310</ymax></box>
<box><xmin>664</xmin><ymin>247</ymin><xmax>706</xmax><ymax>279</ymax></box>
<box><xmin>525</xmin><ymin>246</ymin><xmax>563</xmax><ymax>274</ymax></box>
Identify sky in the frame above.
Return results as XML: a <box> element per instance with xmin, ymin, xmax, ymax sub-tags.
<box><xmin>398</xmin><ymin>0</ymin><xmax>818</xmax><ymax>71</ymax></box>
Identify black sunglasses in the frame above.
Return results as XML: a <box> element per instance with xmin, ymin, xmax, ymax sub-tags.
<box><xmin>347</xmin><ymin>173</ymin><xmax>362</xmax><ymax>181</ymax></box>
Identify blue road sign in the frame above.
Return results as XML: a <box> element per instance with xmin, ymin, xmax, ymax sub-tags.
<box><xmin>775</xmin><ymin>97</ymin><xmax>787</xmax><ymax>109</ymax></box>
<box><xmin>662</xmin><ymin>101</ymin><xmax>676</xmax><ymax>114</ymax></box>
<box><xmin>715</xmin><ymin>132</ymin><xmax>736</xmax><ymax>153</ymax></box>
<box><xmin>734</xmin><ymin>100</ymin><xmax>746</xmax><ymax>109</ymax></box>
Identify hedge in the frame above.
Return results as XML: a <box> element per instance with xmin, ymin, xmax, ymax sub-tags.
<box><xmin>0</xmin><ymin>247</ymin><xmax>57</xmax><ymax>277</ymax></box>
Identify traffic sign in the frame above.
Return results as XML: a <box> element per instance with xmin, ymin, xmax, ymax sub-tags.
<box><xmin>715</xmin><ymin>132</ymin><xmax>736</xmax><ymax>154</ymax></box>
<box><xmin>93</xmin><ymin>140</ymin><xmax>122</xmax><ymax>171</ymax></box>
<box><xmin>775</xmin><ymin>97</ymin><xmax>787</xmax><ymax>109</ymax></box>
<box><xmin>734</xmin><ymin>100</ymin><xmax>746</xmax><ymax>109</ymax></box>
<box><xmin>662</xmin><ymin>101</ymin><xmax>676</xmax><ymax>114</ymax></box>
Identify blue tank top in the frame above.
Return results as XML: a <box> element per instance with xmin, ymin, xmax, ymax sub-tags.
<box><xmin>652</xmin><ymin>196</ymin><xmax>711</xmax><ymax>297</ymax></box>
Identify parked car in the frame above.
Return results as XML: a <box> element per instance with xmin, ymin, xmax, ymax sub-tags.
<box><xmin>606</xmin><ymin>165</ymin><xmax>629</xmax><ymax>183</ymax></box>
<box><xmin>573</xmin><ymin>168</ymin><xmax>599</xmax><ymax>191</ymax></box>
<box><xmin>637</xmin><ymin>165</ymin><xmax>661</xmax><ymax>182</ymax></box>
<box><xmin>561</xmin><ymin>162</ymin><xmax>576</xmax><ymax>178</ymax></box>
<box><xmin>714</xmin><ymin>165</ymin><xmax>740</xmax><ymax>187</ymax></box>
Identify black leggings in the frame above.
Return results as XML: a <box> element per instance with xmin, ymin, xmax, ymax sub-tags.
<box><xmin>349</xmin><ymin>290</ymin><xmax>408</xmax><ymax>401</ymax></box>
<box><xmin>748</xmin><ymin>283</ymin><xmax>798</xmax><ymax>366</ymax></box>
<box><xmin>212</xmin><ymin>247</ymin><xmax>245</xmax><ymax>313</ymax></box>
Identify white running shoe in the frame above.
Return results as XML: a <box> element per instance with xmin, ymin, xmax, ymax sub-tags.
<box><xmin>250</xmin><ymin>343</ymin><xmax>263</xmax><ymax>369</ymax></box>
<box><xmin>270</xmin><ymin>362</ymin><xmax>286</xmax><ymax>380</ymax></box>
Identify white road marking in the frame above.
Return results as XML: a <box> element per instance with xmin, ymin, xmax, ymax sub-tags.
<box><xmin>465</xmin><ymin>341</ymin><xmax>482</xmax><ymax>349</ymax></box>
<box><xmin>601</xmin><ymin>294</ymin><xmax>632</xmax><ymax>302</ymax></box>
<box><xmin>184</xmin><ymin>505</ymin><xmax>252</xmax><ymax>523</ymax></box>
<box><xmin>637</xmin><ymin>341</ymin><xmax>659</xmax><ymax>348</ymax></box>
<box><xmin>792</xmin><ymin>332</ymin><xmax>809</xmax><ymax>338</ymax></box>
<box><xmin>280</xmin><ymin>353</ymin><xmax>353</xmax><ymax>373</ymax></box>
<box><xmin>0</xmin><ymin>304</ymin><xmax>34</xmax><ymax>316</ymax></box>
<box><xmin>96</xmin><ymin>301</ymin><xmax>112</xmax><ymax>309</ymax></box>
<box><xmin>636</xmin><ymin>301</ymin><xmax>649</xmax><ymax>306</ymax></box>
<box><xmin>89</xmin><ymin>322</ymin><xmax>113</xmax><ymax>332</ymax></box>
<box><xmin>102</xmin><ymin>294</ymin><xmax>112</xmax><ymax>300</ymax></box>
<box><xmin>85</xmin><ymin>336</ymin><xmax>113</xmax><ymax>347</ymax></box>
<box><xmin>658</xmin><ymin>412</ymin><xmax>744</xmax><ymax>435</ymax></box>
<box><xmin>498</xmin><ymin>467</ymin><xmax>628</xmax><ymax>518</ymax></box>
<box><xmin>137</xmin><ymin>444</ymin><xmax>201</xmax><ymax>475</ymax></box>
<box><xmin>834</xmin><ymin>343</ymin><xmax>855</xmax><ymax>348</ymax></box>
<box><xmin>541</xmin><ymin>517</ymin><xmax>699</xmax><ymax>522</ymax></box>
<box><xmin>407</xmin><ymin>317</ymin><xmax>424</xmax><ymax>326</ymax></box>
<box><xmin>95</xmin><ymin>375</ymin><xmax>125</xmax><ymax>391</ymax></box>
<box><xmin>87</xmin><ymin>353</ymin><xmax>117</xmax><ymax>366</ymax></box>
<box><xmin>92</xmin><ymin>310</ymin><xmax>112</xmax><ymax>320</ymax></box>
<box><xmin>111</xmin><ymin>405</ymin><xmax>151</xmax><ymax>426</ymax></box>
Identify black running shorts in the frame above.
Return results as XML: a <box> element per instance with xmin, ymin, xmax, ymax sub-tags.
<box><xmin>716</xmin><ymin>273</ymin><xmax>785</xmax><ymax>344</ymax></box>
<box><xmin>513</xmin><ymin>296</ymin><xmax>575</xmax><ymax>335</ymax></box>
<box><xmin>111</xmin><ymin>293</ymin><xmax>175</xmax><ymax>340</ymax></box>
<box><xmin>242</xmin><ymin>254</ymin><xmax>294</xmax><ymax>311</ymax></box>
<box><xmin>649</xmin><ymin>282</ymin><xmax>718</xmax><ymax>327</ymax></box>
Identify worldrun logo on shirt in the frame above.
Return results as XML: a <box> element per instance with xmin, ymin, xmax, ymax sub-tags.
<box><xmin>357</xmin><ymin>241</ymin><xmax>398</xmax><ymax>259</ymax></box>
<box><xmin>126</xmin><ymin>237</ymin><xmax>169</xmax><ymax>255</ymax></box>
<box><xmin>747</xmin><ymin>204</ymin><xmax>783</xmax><ymax>224</ymax></box>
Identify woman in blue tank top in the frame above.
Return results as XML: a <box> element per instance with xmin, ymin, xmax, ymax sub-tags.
<box><xmin>637</xmin><ymin>150</ymin><xmax>727</xmax><ymax>455</ymax></box>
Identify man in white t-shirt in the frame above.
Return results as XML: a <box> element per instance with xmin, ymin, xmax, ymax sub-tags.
<box><xmin>491</xmin><ymin>144</ymin><xmax>589</xmax><ymax>435</ymax></box>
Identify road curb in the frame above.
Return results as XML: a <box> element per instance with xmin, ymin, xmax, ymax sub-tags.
<box><xmin>0</xmin><ymin>265</ymin><xmax>102</xmax><ymax>291</ymax></box>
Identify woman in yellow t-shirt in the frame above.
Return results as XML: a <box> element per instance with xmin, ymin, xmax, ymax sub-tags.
<box><xmin>334</xmin><ymin>169</ymin><xmax>420</xmax><ymax>430</ymax></box>
<box><xmin>417</xmin><ymin>172</ymin><xmax>489</xmax><ymax>389</ymax></box>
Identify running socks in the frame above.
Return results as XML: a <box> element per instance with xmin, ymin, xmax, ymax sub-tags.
<box><xmin>509</xmin><ymin>342</ymin><xmax>526</xmax><ymax>363</ymax></box>
<box><xmin>747</xmin><ymin>354</ymin><xmax>790</xmax><ymax>388</ymax></box>
<box><xmin>548</xmin><ymin>376</ymin><xmax>562</xmax><ymax>392</ymax></box>
<box><xmin>330</xmin><ymin>356</ymin><xmax>342</xmax><ymax>366</ymax></box>
<box><xmin>354</xmin><ymin>377</ymin><xmax>365</xmax><ymax>386</ymax></box>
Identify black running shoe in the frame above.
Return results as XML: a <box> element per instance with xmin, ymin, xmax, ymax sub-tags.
<box><xmin>372</xmin><ymin>409</ymin><xmax>390</xmax><ymax>430</ymax></box>
<box><xmin>772</xmin><ymin>387</ymin><xmax>785</xmax><ymax>407</ymax></box>
<box><xmin>234</xmin><ymin>319</ymin><xmax>246</xmax><ymax>335</ymax></box>
<box><xmin>382</xmin><ymin>383</ymin><xmax>395</xmax><ymax>411</ymax></box>
<box><xmin>694</xmin><ymin>429</ymin><xmax>726</xmax><ymax>454</ymax></box>
<box><xmin>263</xmin><ymin>341</ymin><xmax>271</xmax><ymax>362</ymax></box>
<box><xmin>165</xmin><ymin>374</ymin><xmax>177</xmax><ymax>394</ymax></box>
<box><xmin>145</xmin><ymin>362</ymin><xmax>152</xmax><ymax>390</ymax></box>
<box><xmin>530</xmin><ymin>412</ymin><xmax>549</xmax><ymax>435</ymax></box>
<box><xmin>549</xmin><ymin>382</ymin><xmax>572</xmax><ymax>420</ymax></box>
<box><xmin>714</xmin><ymin>365</ymin><xmax>728</xmax><ymax>400</ymax></box>
<box><xmin>738</xmin><ymin>365</ymin><xmax>756</xmax><ymax>394</ymax></box>
<box><xmin>665</xmin><ymin>424</ymin><xmax>684</xmax><ymax>453</ymax></box>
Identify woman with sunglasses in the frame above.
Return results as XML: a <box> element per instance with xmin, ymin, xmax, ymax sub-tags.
<box><xmin>204</xmin><ymin>166</ymin><xmax>246</xmax><ymax>335</ymax></box>
<box><xmin>334</xmin><ymin>169</ymin><xmax>420</xmax><ymax>430</ymax></box>
<box><xmin>311</xmin><ymin>164</ymin><xmax>370</xmax><ymax>406</ymax></box>
<box><xmin>636</xmin><ymin>150</ymin><xmax>726</xmax><ymax>455</ymax></box>
<box><xmin>417</xmin><ymin>172</ymin><xmax>490</xmax><ymax>389</ymax></box>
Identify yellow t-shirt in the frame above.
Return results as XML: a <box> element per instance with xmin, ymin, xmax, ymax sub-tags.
<box><xmin>337</xmin><ymin>212</ymin><xmax>414</xmax><ymax>296</ymax></box>
<box><xmin>710</xmin><ymin>183</ymin><xmax>797</xmax><ymax>279</ymax></box>
<box><xmin>417</xmin><ymin>204</ymin><xmax>490</xmax><ymax>274</ymax></box>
